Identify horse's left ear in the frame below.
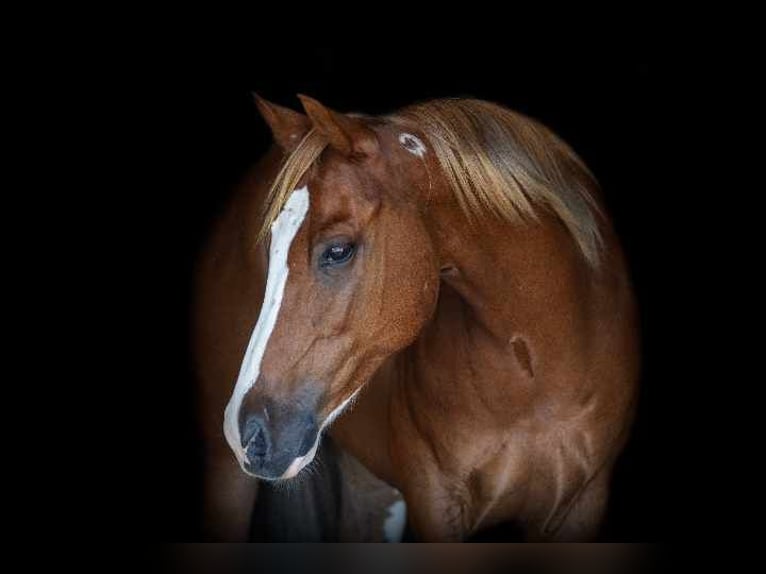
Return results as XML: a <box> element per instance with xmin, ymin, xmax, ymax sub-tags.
<box><xmin>253</xmin><ymin>94</ymin><xmax>311</xmax><ymax>153</ymax></box>
<box><xmin>297</xmin><ymin>94</ymin><xmax>378</xmax><ymax>157</ymax></box>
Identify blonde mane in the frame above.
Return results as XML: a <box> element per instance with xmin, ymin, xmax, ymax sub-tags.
<box><xmin>259</xmin><ymin>98</ymin><xmax>603</xmax><ymax>265</ymax></box>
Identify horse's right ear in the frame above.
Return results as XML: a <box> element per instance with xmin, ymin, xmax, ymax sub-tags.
<box><xmin>253</xmin><ymin>94</ymin><xmax>311</xmax><ymax>153</ymax></box>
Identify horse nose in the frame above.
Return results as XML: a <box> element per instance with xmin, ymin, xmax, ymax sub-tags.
<box><xmin>238</xmin><ymin>407</ymin><xmax>319</xmax><ymax>478</ymax></box>
<box><xmin>241</xmin><ymin>415</ymin><xmax>271</xmax><ymax>468</ymax></box>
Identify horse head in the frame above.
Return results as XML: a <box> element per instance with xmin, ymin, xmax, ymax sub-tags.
<box><xmin>224</xmin><ymin>95</ymin><xmax>441</xmax><ymax>479</ymax></box>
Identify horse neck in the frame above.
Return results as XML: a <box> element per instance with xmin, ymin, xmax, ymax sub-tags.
<box><xmin>396</xmin><ymin>197</ymin><xmax>596</xmax><ymax>422</ymax></box>
<box><xmin>430</xmin><ymin>194</ymin><xmax>591</xmax><ymax>339</ymax></box>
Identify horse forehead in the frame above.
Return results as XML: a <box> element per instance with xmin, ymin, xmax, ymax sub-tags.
<box><xmin>315</xmin><ymin>155</ymin><xmax>365</xmax><ymax>189</ymax></box>
<box><xmin>310</xmin><ymin>161</ymin><xmax>374</xmax><ymax>210</ymax></box>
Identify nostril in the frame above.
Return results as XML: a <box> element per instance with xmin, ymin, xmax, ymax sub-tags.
<box><xmin>241</xmin><ymin>416</ymin><xmax>260</xmax><ymax>448</ymax></box>
<box><xmin>247</xmin><ymin>426</ymin><xmax>268</xmax><ymax>459</ymax></box>
<box><xmin>241</xmin><ymin>415</ymin><xmax>270</xmax><ymax>464</ymax></box>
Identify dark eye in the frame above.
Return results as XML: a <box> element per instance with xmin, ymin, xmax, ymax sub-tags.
<box><xmin>319</xmin><ymin>242</ymin><xmax>355</xmax><ymax>268</ymax></box>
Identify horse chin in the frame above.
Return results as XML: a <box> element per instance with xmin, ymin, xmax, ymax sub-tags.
<box><xmin>279</xmin><ymin>434</ymin><xmax>321</xmax><ymax>479</ymax></box>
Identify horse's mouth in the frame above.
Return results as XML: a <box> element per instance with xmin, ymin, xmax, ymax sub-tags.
<box><xmin>239</xmin><ymin>432</ymin><xmax>321</xmax><ymax>481</ymax></box>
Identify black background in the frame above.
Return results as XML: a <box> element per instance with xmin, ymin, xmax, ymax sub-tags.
<box><xmin>115</xmin><ymin>30</ymin><xmax>696</xmax><ymax>541</ymax></box>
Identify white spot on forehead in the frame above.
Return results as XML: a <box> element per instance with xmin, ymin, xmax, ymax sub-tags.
<box><xmin>223</xmin><ymin>186</ymin><xmax>310</xmax><ymax>473</ymax></box>
<box><xmin>398</xmin><ymin>132</ymin><xmax>427</xmax><ymax>157</ymax></box>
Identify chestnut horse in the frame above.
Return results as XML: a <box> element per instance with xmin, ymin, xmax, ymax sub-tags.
<box><xmin>193</xmin><ymin>95</ymin><xmax>639</xmax><ymax>541</ymax></box>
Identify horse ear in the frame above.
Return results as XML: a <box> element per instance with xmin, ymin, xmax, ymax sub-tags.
<box><xmin>297</xmin><ymin>94</ymin><xmax>378</xmax><ymax>157</ymax></box>
<box><xmin>253</xmin><ymin>94</ymin><xmax>311</xmax><ymax>152</ymax></box>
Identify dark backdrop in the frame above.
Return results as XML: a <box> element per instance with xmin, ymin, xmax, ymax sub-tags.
<box><xmin>127</xmin><ymin>35</ymin><xmax>686</xmax><ymax>541</ymax></box>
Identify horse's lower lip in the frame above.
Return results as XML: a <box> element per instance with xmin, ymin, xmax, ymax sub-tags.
<box><xmin>251</xmin><ymin>473</ymin><xmax>281</xmax><ymax>482</ymax></box>
<box><xmin>242</xmin><ymin>461</ymin><xmax>284</xmax><ymax>481</ymax></box>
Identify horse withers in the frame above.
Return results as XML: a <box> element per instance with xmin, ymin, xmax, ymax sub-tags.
<box><xmin>193</xmin><ymin>95</ymin><xmax>639</xmax><ymax>541</ymax></box>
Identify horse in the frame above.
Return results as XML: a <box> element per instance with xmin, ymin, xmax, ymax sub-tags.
<box><xmin>192</xmin><ymin>94</ymin><xmax>639</xmax><ymax>541</ymax></box>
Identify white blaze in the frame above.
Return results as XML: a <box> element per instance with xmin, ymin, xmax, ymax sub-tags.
<box><xmin>223</xmin><ymin>186</ymin><xmax>310</xmax><ymax>472</ymax></box>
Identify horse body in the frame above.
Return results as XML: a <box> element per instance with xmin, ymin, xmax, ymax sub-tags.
<box><xmin>193</xmin><ymin>96</ymin><xmax>639</xmax><ymax>541</ymax></box>
<box><xmin>333</xmin><ymin>193</ymin><xmax>637</xmax><ymax>540</ymax></box>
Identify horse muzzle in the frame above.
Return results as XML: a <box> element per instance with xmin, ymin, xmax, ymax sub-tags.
<box><xmin>238</xmin><ymin>404</ymin><xmax>319</xmax><ymax>480</ymax></box>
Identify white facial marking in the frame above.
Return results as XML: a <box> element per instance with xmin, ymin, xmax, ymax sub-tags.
<box><xmin>223</xmin><ymin>186</ymin><xmax>310</xmax><ymax>473</ymax></box>
<box><xmin>383</xmin><ymin>499</ymin><xmax>408</xmax><ymax>542</ymax></box>
<box><xmin>398</xmin><ymin>132</ymin><xmax>427</xmax><ymax>157</ymax></box>
<box><xmin>279</xmin><ymin>387</ymin><xmax>363</xmax><ymax>479</ymax></box>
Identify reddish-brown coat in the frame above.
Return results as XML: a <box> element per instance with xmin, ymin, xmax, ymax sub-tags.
<box><xmin>193</xmin><ymin>97</ymin><xmax>639</xmax><ymax>541</ymax></box>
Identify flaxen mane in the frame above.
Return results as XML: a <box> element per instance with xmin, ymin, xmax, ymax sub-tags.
<box><xmin>259</xmin><ymin>98</ymin><xmax>604</xmax><ymax>265</ymax></box>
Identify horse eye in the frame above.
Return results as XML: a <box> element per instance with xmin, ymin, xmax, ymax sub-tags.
<box><xmin>320</xmin><ymin>242</ymin><xmax>355</xmax><ymax>268</ymax></box>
